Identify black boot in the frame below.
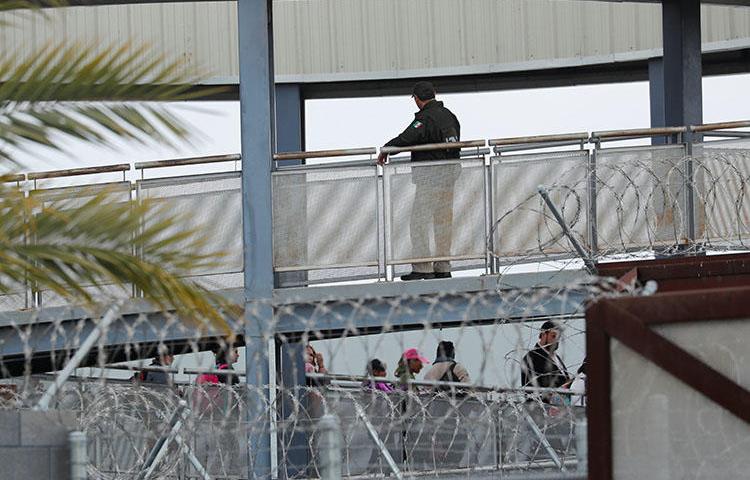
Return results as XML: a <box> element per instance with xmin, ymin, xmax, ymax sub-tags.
<box><xmin>400</xmin><ymin>271</ymin><xmax>435</xmax><ymax>281</ymax></box>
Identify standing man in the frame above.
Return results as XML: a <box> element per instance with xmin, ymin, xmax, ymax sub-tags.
<box><xmin>378</xmin><ymin>81</ymin><xmax>461</xmax><ymax>281</ymax></box>
<box><xmin>520</xmin><ymin>320</ymin><xmax>571</xmax><ymax>390</ymax></box>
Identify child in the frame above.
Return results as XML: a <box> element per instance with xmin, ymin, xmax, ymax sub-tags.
<box><xmin>362</xmin><ymin>358</ymin><xmax>394</xmax><ymax>393</ymax></box>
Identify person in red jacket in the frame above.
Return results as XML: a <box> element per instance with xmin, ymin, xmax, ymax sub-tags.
<box><xmin>197</xmin><ymin>344</ymin><xmax>239</xmax><ymax>386</ymax></box>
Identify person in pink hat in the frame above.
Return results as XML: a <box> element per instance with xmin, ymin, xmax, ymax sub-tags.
<box><xmin>394</xmin><ymin>348</ymin><xmax>430</xmax><ymax>389</ymax></box>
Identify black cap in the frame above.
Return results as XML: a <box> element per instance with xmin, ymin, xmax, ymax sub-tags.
<box><xmin>436</xmin><ymin>340</ymin><xmax>455</xmax><ymax>360</ymax></box>
<box><xmin>368</xmin><ymin>358</ymin><xmax>387</xmax><ymax>374</ymax></box>
<box><xmin>412</xmin><ymin>81</ymin><xmax>436</xmax><ymax>101</ymax></box>
<box><xmin>540</xmin><ymin>320</ymin><xmax>561</xmax><ymax>332</ymax></box>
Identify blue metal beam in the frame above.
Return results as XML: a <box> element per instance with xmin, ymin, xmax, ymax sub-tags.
<box><xmin>648</xmin><ymin>57</ymin><xmax>667</xmax><ymax>146</ymax></box>
<box><xmin>0</xmin><ymin>271</ymin><xmax>588</xmax><ymax>376</ymax></box>
<box><xmin>238</xmin><ymin>0</ymin><xmax>275</xmax><ymax>477</ymax></box>
<box><xmin>662</xmin><ymin>0</ymin><xmax>703</xmax><ymax>127</ymax></box>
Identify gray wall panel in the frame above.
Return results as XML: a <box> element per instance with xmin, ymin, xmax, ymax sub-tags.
<box><xmin>0</xmin><ymin>0</ymin><xmax>749</xmax><ymax>84</ymax></box>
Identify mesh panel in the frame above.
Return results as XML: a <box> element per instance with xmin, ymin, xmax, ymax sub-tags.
<box><xmin>272</xmin><ymin>166</ymin><xmax>379</xmax><ymax>271</ymax></box>
<box><xmin>594</xmin><ymin>145</ymin><xmax>687</xmax><ymax>254</ymax></box>
<box><xmin>0</xmin><ymin>288</ymin><xmax>26</xmax><ymax>311</ymax></box>
<box><xmin>385</xmin><ymin>159</ymin><xmax>485</xmax><ymax>265</ymax></box>
<box><xmin>491</xmin><ymin>151</ymin><xmax>589</xmax><ymax>259</ymax></box>
<box><xmin>30</xmin><ymin>182</ymin><xmax>133</xmax><ymax>306</ymax></box>
<box><xmin>694</xmin><ymin>141</ymin><xmax>750</xmax><ymax>247</ymax></box>
<box><xmin>138</xmin><ymin>173</ymin><xmax>243</xmax><ymax>281</ymax></box>
<box><xmin>611</xmin><ymin>320</ymin><xmax>750</xmax><ymax>480</ymax></box>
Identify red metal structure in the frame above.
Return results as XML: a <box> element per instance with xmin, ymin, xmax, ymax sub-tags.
<box><xmin>587</xmin><ymin>253</ymin><xmax>750</xmax><ymax>479</ymax></box>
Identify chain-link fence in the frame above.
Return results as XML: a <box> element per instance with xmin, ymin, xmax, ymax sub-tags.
<box><xmin>0</xmin><ymin>277</ymin><xmax>654</xmax><ymax>479</ymax></box>
<box><xmin>1</xmin><ymin>123</ymin><xmax>749</xmax><ymax>479</ymax></box>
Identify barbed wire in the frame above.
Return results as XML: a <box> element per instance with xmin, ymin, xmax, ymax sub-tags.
<box><xmin>1</xmin><ymin>143</ymin><xmax>748</xmax><ymax>478</ymax></box>
<box><xmin>0</xmin><ymin>276</ymin><xmax>650</xmax><ymax>479</ymax></box>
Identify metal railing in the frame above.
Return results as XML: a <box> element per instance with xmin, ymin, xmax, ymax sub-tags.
<box><xmin>2</xmin><ymin>121</ymin><xmax>750</xmax><ymax>305</ymax></box>
<box><xmin>10</xmin><ymin>375</ymin><xmax>586</xmax><ymax>479</ymax></box>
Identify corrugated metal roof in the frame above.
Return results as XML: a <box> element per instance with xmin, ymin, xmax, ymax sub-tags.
<box><xmin>0</xmin><ymin>0</ymin><xmax>748</xmax><ymax>84</ymax></box>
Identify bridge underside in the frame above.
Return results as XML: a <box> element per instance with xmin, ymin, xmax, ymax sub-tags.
<box><xmin>0</xmin><ymin>271</ymin><xmax>588</xmax><ymax>377</ymax></box>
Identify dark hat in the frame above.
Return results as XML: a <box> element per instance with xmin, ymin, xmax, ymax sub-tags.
<box><xmin>540</xmin><ymin>320</ymin><xmax>561</xmax><ymax>332</ymax></box>
<box><xmin>368</xmin><ymin>358</ymin><xmax>387</xmax><ymax>374</ymax></box>
<box><xmin>435</xmin><ymin>340</ymin><xmax>455</xmax><ymax>360</ymax></box>
<box><xmin>412</xmin><ymin>81</ymin><xmax>436</xmax><ymax>101</ymax></box>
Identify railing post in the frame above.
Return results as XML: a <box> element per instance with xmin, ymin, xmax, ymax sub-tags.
<box><xmin>576</xmin><ymin>418</ymin><xmax>588</xmax><ymax>474</ymax></box>
<box><xmin>317</xmin><ymin>414</ymin><xmax>342</xmax><ymax>480</ymax></box>
<box><xmin>485</xmin><ymin>151</ymin><xmax>495</xmax><ymax>275</ymax></box>
<box><xmin>69</xmin><ymin>431</ymin><xmax>88</xmax><ymax>480</ymax></box>
<box><xmin>683</xmin><ymin>129</ymin><xmax>697</xmax><ymax>242</ymax></box>
<box><xmin>588</xmin><ymin>144</ymin><xmax>599</xmax><ymax>258</ymax></box>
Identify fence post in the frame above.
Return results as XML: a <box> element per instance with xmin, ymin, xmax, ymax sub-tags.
<box><xmin>69</xmin><ymin>431</ymin><xmax>87</xmax><ymax>480</ymax></box>
<box><xmin>317</xmin><ymin>414</ymin><xmax>342</xmax><ymax>480</ymax></box>
<box><xmin>576</xmin><ymin>418</ymin><xmax>588</xmax><ymax>474</ymax></box>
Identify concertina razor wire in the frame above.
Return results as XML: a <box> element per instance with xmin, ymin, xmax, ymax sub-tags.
<box><xmin>1</xmin><ymin>135</ymin><xmax>749</xmax><ymax>478</ymax></box>
<box><xmin>1</xmin><ymin>277</ymin><xmax>652</xmax><ymax>479</ymax></box>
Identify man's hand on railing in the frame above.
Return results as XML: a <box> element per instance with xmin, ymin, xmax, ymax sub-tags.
<box><xmin>377</xmin><ymin>152</ymin><xmax>388</xmax><ymax>165</ymax></box>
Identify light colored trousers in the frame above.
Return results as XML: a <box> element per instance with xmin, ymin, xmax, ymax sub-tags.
<box><xmin>409</xmin><ymin>165</ymin><xmax>458</xmax><ymax>273</ymax></box>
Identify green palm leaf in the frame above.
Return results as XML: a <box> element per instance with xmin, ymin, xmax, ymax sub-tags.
<box><xmin>0</xmin><ymin>40</ymin><xmax>225</xmax><ymax>164</ymax></box>
<box><xmin>0</xmin><ymin>182</ymin><xmax>238</xmax><ymax>332</ymax></box>
<box><xmin>0</xmin><ymin>4</ymin><xmax>238</xmax><ymax>334</ymax></box>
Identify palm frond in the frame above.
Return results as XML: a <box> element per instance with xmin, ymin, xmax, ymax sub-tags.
<box><xmin>0</xmin><ymin>183</ymin><xmax>239</xmax><ymax>332</ymax></box>
<box><xmin>0</xmin><ymin>40</ymin><xmax>226</xmax><ymax>163</ymax></box>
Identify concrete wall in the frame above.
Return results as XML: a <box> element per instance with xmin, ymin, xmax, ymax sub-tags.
<box><xmin>0</xmin><ymin>410</ymin><xmax>75</xmax><ymax>480</ymax></box>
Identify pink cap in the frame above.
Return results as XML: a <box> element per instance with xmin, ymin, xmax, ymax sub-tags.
<box><xmin>402</xmin><ymin>348</ymin><xmax>430</xmax><ymax>364</ymax></box>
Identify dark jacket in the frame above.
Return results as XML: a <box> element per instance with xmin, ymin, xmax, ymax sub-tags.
<box><xmin>521</xmin><ymin>344</ymin><xmax>571</xmax><ymax>389</ymax></box>
<box><xmin>384</xmin><ymin>100</ymin><xmax>461</xmax><ymax>162</ymax></box>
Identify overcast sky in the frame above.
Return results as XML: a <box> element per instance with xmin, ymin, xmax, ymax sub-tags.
<box><xmin>12</xmin><ymin>72</ymin><xmax>750</xmax><ymax>177</ymax></box>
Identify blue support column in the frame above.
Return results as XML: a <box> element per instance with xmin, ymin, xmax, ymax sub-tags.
<box><xmin>662</xmin><ymin>0</ymin><xmax>703</xmax><ymax>128</ymax></box>
<box><xmin>662</xmin><ymin>0</ymin><xmax>701</xmax><ymax>241</ymax></box>
<box><xmin>649</xmin><ymin>57</ymin><xmax>666</xmax><ymax>146</ymax></box>
<box><xmin>275</xmin><ymin>84</ymin><xmax>304</xmax><ymax>165</ymax></box>
<box><xmin>238</xmin><ymin>0</ymin><xmax>274</xmax><ymax>477</ymax></box>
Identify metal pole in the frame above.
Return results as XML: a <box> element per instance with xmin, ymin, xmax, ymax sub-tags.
<box><xmin>575</xmin><ymin>418</ymin><xmax>588</xmax><ymax>474</ymax></box>
<box><xmin>522</xmin><ymin>410</ymin><xmax>565</xmax><ymax>471</ymax></box>
<box><xmin>588</xmin><ymin>147</ymin><xmax>599</xmax><ymax>258</ymax></box>
<box><xmin>35</xmin><ymin>302</ymin><xmax>122</xmax><ymax>411</ymax></box>
<box><xmin>683</xmin><ymin>130</ymin><xmax>696</xmax><ymax>241</ymax></box>
<box><xmin>317</xmin><ymin>414</ymin><xmax>342</xmax><ymax>480</ymax></box>
<box><xmin>69</xmin><ymin>431</ymin><xmax>88</xmax><ymax>480</ymax></box>
<box><xmin>238</xmin><ymin>0</ymin><xmax>275</xmax><ymax>478</ymax></box>
<box><xmin>137</xmin><ymin>400</ymin><xmax>188</xmax><ymax>480</ymax></box>
<box><xmin>174</xmin><ymin>433</ymin><xmax>211</xmax><ymax>480</ymax></box>
<box><xmin>353</xmin><ymin>402</ymin><xmax>403</xmax><ymax>480</ymax></box>
<box><xmin>537</xmin><ymin>187</ymin><xmax>597</xmax><ymax>275</ymax></box>
<box><xmin>662</xmin><ymin>0</ymin><xmax>703</xmax><ymax>128</ymax></box>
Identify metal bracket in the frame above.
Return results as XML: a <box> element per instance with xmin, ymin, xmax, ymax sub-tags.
<box><xmin>538</xmin><ymin>187</ymin><xmax>597</xmax><ymax>275</ymax></box>
<box><xmin>353</xmin><ymin>401</ymin><xmax>404</xmax><ymax>480</ymax></box>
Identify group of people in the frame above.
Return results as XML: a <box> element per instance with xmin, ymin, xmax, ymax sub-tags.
<box><xmin>308</xmin><ymin>340</ymin><xmax>470</xmax><ymax>394</ymax></box>
<box><xmin>133</xmin><ymin>320</ymin><xmax>586</xmax><ymax>406</ymax></box>
<box><xmin>305</xmin><ymin>321</ymin><xmax>586</xmax><ymax>405</ymax></box>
